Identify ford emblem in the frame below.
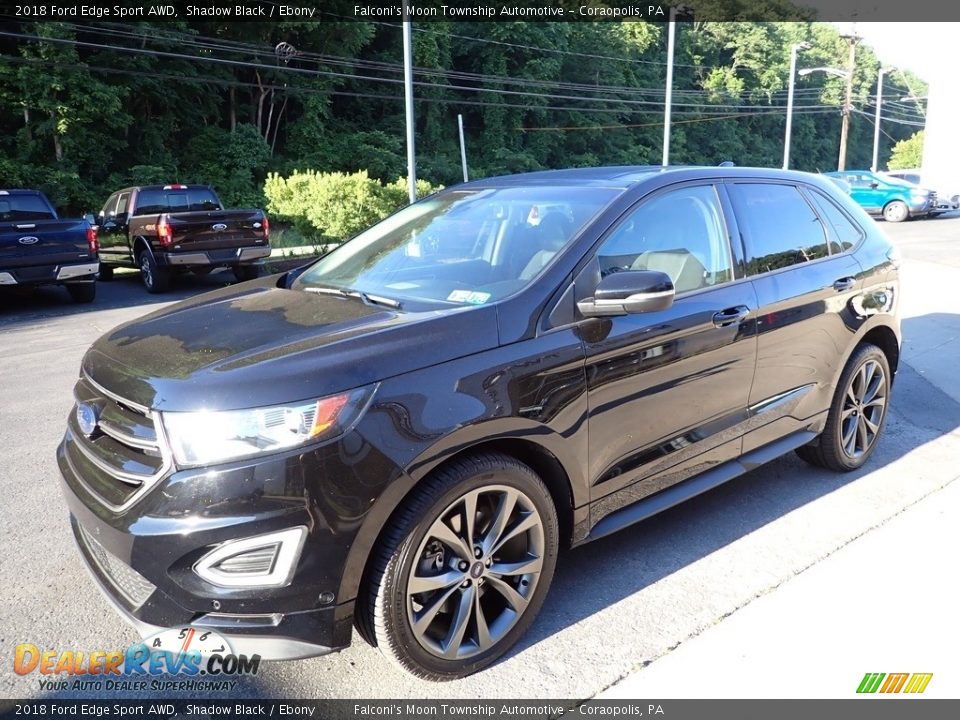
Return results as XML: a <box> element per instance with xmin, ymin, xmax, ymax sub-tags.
<box><xmin>76</xmin><ymin>403</ymin><xmax>99</xmax><ymax>437</ymax></box>
<box><xmin>18</xmin><ymin>236</ymin><xmax>39</xmax><ymax>245</ymax></box>
<box><xmin>212</xmin><ymin>223</ymin><xmax>228</xmax><ymax>232</ymax></box>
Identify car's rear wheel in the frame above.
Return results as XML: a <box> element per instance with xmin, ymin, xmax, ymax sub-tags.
<box><xmin>358</xmin><ymin>453</ymin><xmax>559</xmax><ymax>680</ymax></box>
<box><xmin>65</xmin><ymin>282</ymin><xmax>96</xmax><ymax>304</ymax></box>
<box><xmin>797</xmin><ymin>343</ymin><xmax>891</xmax><ymax>472</ymax></box>
<box><xmin>138</xmin><ymin>251</ymin><xmax>170</xmax><ymax>294</ymax></box>
<box><xmin>882</xmin><ymin>200</ymin><xmax>909</xmax><ymax>223</ymax></box>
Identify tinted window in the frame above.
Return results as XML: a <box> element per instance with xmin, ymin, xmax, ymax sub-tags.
<box><xmin>0</xmin><ymin>194</ymin><xmax>56</xmax><ymax>222</ymax></box>
<box><xmin>116</xmin><ymin>192</ymin><xmax>130</xmax><ymax>216</ymax></box>
<box><xmin>846</xmin><ymin>174</ymin><xmax>873</xmax><ymax>189</ymax></box>
<box><xmin>807</xmin><ymin>189</ymin><xmax>864</xmax><ymax>254</ymax></box>
<box><xmin>729</xmin><ymin>183</ymin><xmax>829</xmax><ymax>275</ymax></box>
<box><xmin>100</xmin><ymin>193</ymin><xmax>119</xmax><ymax>218</ymax></box>
<box><xmin>596</xmin><ymin>185</ymin><xmax>732</xmax><ymax>294</ymax></box>
<box><xmin>134</xmin><ymin>188</ymin><xmax>221</xmax><ymax>215</ymax></box>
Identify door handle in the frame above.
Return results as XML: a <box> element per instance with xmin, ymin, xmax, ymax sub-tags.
<box><xmin>833</xmin><ymin>277</ymin><xmax>856</xmax><ymax>292</ymax></box>
<box><xmin>712</xmin><ymin>305</ymin><xmax>750</xmax><ymax>328</ymax></box>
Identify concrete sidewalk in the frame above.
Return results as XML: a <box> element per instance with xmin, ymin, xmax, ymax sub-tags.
<box><xmin>597</xmin><ymin>256</ymin><xmax>960</xmax><ymax>700</ymax></box>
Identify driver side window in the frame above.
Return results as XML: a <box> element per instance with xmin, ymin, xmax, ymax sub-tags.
<box><xmin>597</xmin><ymin>184</ymin><xmax>733</xmax><ymax>294</ymax></box>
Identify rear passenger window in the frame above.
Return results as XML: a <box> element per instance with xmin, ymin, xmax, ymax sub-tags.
<box><xmin>807</xmin><ymin>190</ymin><xmax>864</xmax><ymax>253</ymax></box>
<box><xmin>729</xmin><ymin>183</ymin><xmax>829</xmax><ymax>275</ymax></box>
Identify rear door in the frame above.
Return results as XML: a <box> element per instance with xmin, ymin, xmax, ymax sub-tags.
<box><xmin>726</xmin><ymin>180</ymin><xmax>864</xmax><ymax>452</ymax></box>
<box><xmin>581</xmin><ymin>182</ymin><xmax>759</xmax><ymax>503</ymax></box>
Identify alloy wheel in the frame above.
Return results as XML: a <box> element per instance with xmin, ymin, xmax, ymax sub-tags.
<box><xmin>405</xmin><ymin>485</ymin><xmax>545</xmax><ymax>660</ymax></box>
<box><xmin>840</xmin><ymin>358</ymin><xmax>887</xmax><ymax>459</ymax></box>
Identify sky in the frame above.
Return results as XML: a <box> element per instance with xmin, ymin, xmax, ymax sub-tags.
<box><xmin>832</xmin><ymin>22</ymin><xmax>959</xmax><ymax>83</ymax></box>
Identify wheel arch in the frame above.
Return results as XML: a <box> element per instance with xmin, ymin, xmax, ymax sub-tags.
<box><xmin>336</xmin><ymin>433</ymin><xmax>579</xmax><ymax>611</ymax></box>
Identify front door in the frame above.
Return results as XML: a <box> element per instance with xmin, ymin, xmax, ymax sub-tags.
<box><xmin>580</xmin><ymin>183</ymin><xmax>758</xmax><ymax>503</ymax></box>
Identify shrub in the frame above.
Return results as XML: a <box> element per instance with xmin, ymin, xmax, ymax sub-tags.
<box><xmin>264</xmin><ymin>170</ymin><xmax>441</xmax><ymax>243</ymax></box>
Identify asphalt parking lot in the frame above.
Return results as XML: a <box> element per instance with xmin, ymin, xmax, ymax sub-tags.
<box><xmin>1</xmin><ymin>215</ymin><xmax>959</xmax><ymax>701</ymax></box>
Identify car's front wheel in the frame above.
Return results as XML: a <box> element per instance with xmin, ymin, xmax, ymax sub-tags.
<box><xmin>797</xmin><ymin>343</ymin><xmax>891</xmax><ymax>472</ymax></box>
<box><xmin>359</xmin><ymin>453</ymin><xmax>559</xmax><ymax>680</ymax></box>
<box><xmin>882</xmin><ymin>200</ymin><xmax>909</xmax><ymax>222</ymax></box>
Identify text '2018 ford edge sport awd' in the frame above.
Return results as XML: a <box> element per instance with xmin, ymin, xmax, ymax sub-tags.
<box><xmin>57</xmin><ymin>166</ymin><xmax>901</xmax><ymax>680</ymax></box>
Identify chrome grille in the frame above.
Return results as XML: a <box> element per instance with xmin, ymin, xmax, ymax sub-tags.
<box><xmin>65</xmin><ymin>373</ymin><xmax>172</xmax><ymax>512</ymax></box>
<box><xmin>77</xmin><ymin>523</ymin><xmax>156</xmax><ymax>607</ymax></box>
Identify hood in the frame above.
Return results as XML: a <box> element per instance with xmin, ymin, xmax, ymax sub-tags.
<box><xmin>82</xmin><ymin>279</ymin><xmax>500</xmax><ymax>411</ymax></box>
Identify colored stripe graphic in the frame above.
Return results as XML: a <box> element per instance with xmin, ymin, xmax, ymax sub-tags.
<box><xmin>880</xmin><ymin>673</ymin><xmax>909</xmax><ymax>693</ymax></box>
<box><xmin>904</xmin><ymin>673</ymin><xmax>933</xmax><ymax>694</ymax></box>
<box><xmin>857</xmin><ymin>673</ymin><xmax>885</xmax><ymax>693</ymax></box>
<box><xmin>857</xmin><ymin>672</ymin><xmax>933</xmax><ymax>694</ymax></box>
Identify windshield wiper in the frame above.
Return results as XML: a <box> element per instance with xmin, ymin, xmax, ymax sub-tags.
<box><xmin>303</xmin><ymin>285</ymin><xmax>402</xmax><ymax>309</ymax></box>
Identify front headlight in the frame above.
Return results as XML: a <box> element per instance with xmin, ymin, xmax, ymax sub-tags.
<box><xmin>161</xmin><ymin>385</ymin><xmax>376</xmax><ymax>467</ymax></box>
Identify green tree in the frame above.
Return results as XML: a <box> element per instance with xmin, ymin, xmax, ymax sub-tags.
<box><xmin>887</xmin><ymin>131</ymin><xmax>924</xmax><ymax>170</ymax></box>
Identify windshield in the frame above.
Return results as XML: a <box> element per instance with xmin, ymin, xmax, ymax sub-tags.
<box><xmin>293</xmin><ymin>185</ymin><xmax>619</xmax><ymax>308</ymax></box>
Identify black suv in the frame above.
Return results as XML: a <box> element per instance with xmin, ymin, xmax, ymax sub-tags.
<box><xmin>57</xmin><ymin>166</ymin><xmax>900</xmax><ymax>680</ymax></box>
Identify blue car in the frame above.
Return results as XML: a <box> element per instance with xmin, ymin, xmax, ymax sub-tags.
<box><xmin>825</xmin><ymin>170</ymin><xmax>936</xmax><ymax>222</ymax></box>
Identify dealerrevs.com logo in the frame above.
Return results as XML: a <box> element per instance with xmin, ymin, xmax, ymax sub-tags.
<box><xmin>14</xmin><ymin>628</ymin><xmax>260</xmax><ymax>693</ymax></box>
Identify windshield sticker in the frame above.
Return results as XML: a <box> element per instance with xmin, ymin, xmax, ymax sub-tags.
<box><xmin>447</xmin><ymin>290</ymin><xmax>491</xmax><ymax>305</ymax></box>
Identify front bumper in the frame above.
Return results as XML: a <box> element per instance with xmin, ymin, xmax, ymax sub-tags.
<box><xmin>55</xmin><ymin>428</ymin><xmax>379</xmax><ymax>661</ymax></box>
<box><xmin>161</xmin><ymin>246</ymin><xmax>270</xmax><ymax>267</ymax></box>
<box><xmin>71</xmin><ymin>515</ymin><xmax>337</xmax><ymax>660</ymax></box>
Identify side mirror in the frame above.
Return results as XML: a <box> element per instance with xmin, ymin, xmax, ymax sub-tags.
<box><xmin>870</xmin><ymin>182</ymin><xmax>879</xmax><ymax>189</ymax></box>
<box><xmin>577</xmin><ymin>270</ymin><xmax>675</xmax><ymax>318</ymax></box>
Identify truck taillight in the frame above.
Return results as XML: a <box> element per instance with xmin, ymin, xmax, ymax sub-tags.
<box><xmin>157</xmin><ymin>220</ymin><xmax>173</xmax><ymax>247</ymax></box>
<box><xmin>86</xmin><ymin>226</ymin><xmax>99</xmax><ymax>254</ymax></box>
<box><xmin>262</xmin><ymin>216</ymin><xmax>270</xmax><ymax>239</ymax></box>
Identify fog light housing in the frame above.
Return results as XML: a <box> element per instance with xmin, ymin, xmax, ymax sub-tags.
<box><xmin>194</xmin><ymin>527</ymin><xmax>307</xmax><ymax>588</ymax></box>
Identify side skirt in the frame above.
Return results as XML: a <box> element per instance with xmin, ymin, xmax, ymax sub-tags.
<box><xmin>583</xmin><ymin>430</ymin><xmax>818</xmax><ymax>542</ymax></box>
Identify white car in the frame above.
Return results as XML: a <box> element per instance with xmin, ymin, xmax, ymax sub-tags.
<box><xmin>883</xmin><ymin>169</ymin><xmax>960</xmax><ymax>213</ymax></box>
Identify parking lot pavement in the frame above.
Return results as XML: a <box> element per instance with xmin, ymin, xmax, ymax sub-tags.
<box><xmin>1</xmin><ymin>218</ymin><xmax>959</xmax><ymax>701</ymax></box>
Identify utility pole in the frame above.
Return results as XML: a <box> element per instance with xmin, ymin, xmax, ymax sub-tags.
<box><xmin>457</xmin><ymin>114</ymin><xmax>468</xmax><ymax>183</ymax></box>
<box><xmin>872</xmin><ymin>68</ymin><xmax>890</xmax><ymax>172</ymax></box>
<box><xmin>662</xmin><ymin>6</ymin><xmax>677</xmax><ymax>166</ymax></box>
<box><xmin>783</xmin><ymin>42</ymin><xmax>811</xmax><ymax>170</ymax></box>
<box><xmin>401</xmin><ymin>0</ymin><xmax>417</xmax><ymax>203</ymax></box>
<box><xmin>837</xmin><ymin>34</ymin><xmax>858</xmax><ymax>172</ymax></box>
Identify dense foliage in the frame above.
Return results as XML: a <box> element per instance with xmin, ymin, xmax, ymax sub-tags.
<box><xmin>0</xmin><ymin>7</ymin><xmax>928</xmax><ymax>217</ymax></box>
<box><xmin>887</xmin><ymin>131</ymin><xmax>924</xmax><ymax>170</ymax></box>
<box><xmin>264</xmin><ymin>170</ymin><xmax>441</xmax><ymax>241</ymax></box>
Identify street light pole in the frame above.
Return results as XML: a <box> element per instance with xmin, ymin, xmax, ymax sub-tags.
<box><xmin>872</xmin><ymin>68</ymin><xmax>890</xmax><ymax>172</ymax></box>
<box><xmin>783</xmin><ymin>42</ymin><xmax>810</xmax><ymax>170</ymax></box>
<box><xmin>402</xmin><ymin>0</ymin><xmax>417</xmax><ymax>203</ymax></box>
<box><xmin>837</xmin><ymin>34</ymin><xmax>859</xmax><ymax>172</ymax></box>
<box><xmin>662</xmin><ymin>6</ymin><xmax>676</xmax><ymax>166</ymax></box>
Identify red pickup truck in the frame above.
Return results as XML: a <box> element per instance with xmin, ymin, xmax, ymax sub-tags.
<box><xmin>95</xmin><ymin>184</ymin><xmax>270</xmax><ymax>293</ymax></box>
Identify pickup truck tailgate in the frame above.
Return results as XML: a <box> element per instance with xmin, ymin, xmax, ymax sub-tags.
<box><xmin>0</xmin><ymin>220</ymin><xmax>95</xmax><ymax>281</ymax></box>
<box><xmin>165</xmin><ymin>210</ymin><xmax>267</xmax><ymax>254</ymax></box>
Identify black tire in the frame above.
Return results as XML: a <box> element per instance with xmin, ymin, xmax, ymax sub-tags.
<box><xmin>65</xmin><ymin>282</ymin><xmax>96</xmax><ymax>304</ymax></box>
<box><xmin>138</xmin><ymin>251</ymin><xmax>170</xmax><ymax>294</ymax></box>
<box><xmin>882</xmin><ymin>200</ymin><xmax>909</xmax><ymax>223</ymax></box>
<box><xmin>233</xmin><ymin>264</ymin><xmax>260</xmax><ymax>282</ymax></box>
<box><xmin>98</xmin><ymin>265</ymin><xmax>114</xmax><ymax>281</ymax></box>
<box><xmin>796</xmin><ymin>343</ymin><xmax>891</xmax><ymax>472</ymax></box>
<box><xmin>358</xmin><ymin>452</ymin><xmax>559</xmax><ymax>680</ymax></box>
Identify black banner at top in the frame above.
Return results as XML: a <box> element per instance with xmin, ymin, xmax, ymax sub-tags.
<box><xmin>0</xmin><ymin>0</ymin><xmax>955</xmax><ymax>23</ymax></box>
